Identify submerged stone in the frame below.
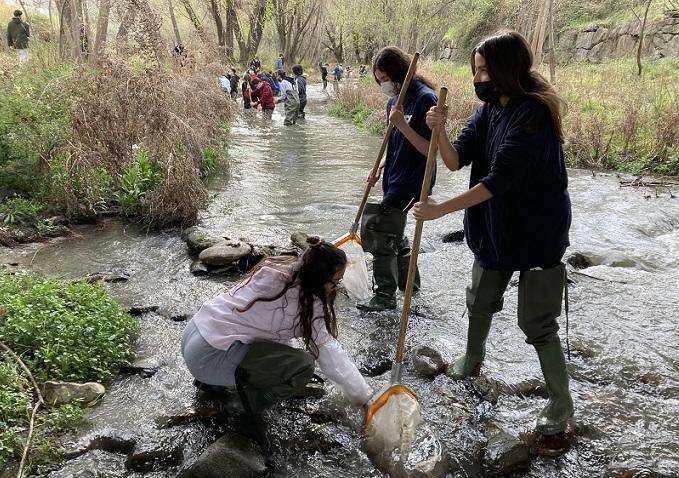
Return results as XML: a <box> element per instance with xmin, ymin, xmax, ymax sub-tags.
<box><xmin>411</xmin><ymin>345</ymin><xmax>446</xmax><ymax>379</ymax></box>
<box><xmin>442</xmin><ymin>230</ymin><xmax>464</xmax><ymax>243</ymax></box>
<box><xmin>482</xmin><ymin>423</ymin><xmax>531</xmax><ymax>476</ymax></box>
<box><xmin>125</xmin><ymin>438</ymin><xmax>183</xmax><ymax>471</ymax></box>
<box><xmin>178</xmin><ymin>432</ymin><xmax>267</xmax><ymax>478</ymax></box>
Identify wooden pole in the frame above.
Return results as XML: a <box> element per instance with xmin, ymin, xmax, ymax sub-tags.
<box><xmin>392</xmin><ymin>86</ymin><xmax>448</xmax><ymax>382</ymax></box>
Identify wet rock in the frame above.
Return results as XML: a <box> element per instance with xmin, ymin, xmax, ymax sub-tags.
<box><xmin>442</xmin><ymin>230</ymin><xmax>464</xmax><ymax>243</ymax></box>
<box><xmin>199</xmin><ymin>240</ymin><xmax>252</xmax><ymax>266</ymax></box>
<box><xmin>43</xmin><ymin>381</ymin><xmax>105</xmax><ymax>407</ymax></box>
<box><xmin>208</xmin><ymin>264</ymin><xmax>237</xmax><ymax>275</ymax></box>
<box><xmin>411</xmin><ymin>345</ymin><xmax>446</xmax><ymax>379</ymax></box>
<box><xmin>302</xmin><ymin>423</ymin><xmax>348</xmax><ymax>452</ymax></box>
<box><xmin>499</xmin><ymin>379</ymin><xmax>549</xmax><ymax>399</ymax></box>
<box><xmin>64</xmin><ymin>429</ymin><xmax>137</xmax><ymax>458</ymax></box>
<box><xmin>45</xmin><ymin>215</ymin><xmax>69</xmax><ymax>227</ymax></box>
<box><xmin>158</xmin><ymin>306</ymin><xmax>197</xmax><ymax>322</ymax></box>
<box><xmin>470</xmin><ymin>375</ymin><xmax>500</xmax><ymax>404</ymax></box>
<box><xmin>521</xmin><ymin>422</ymin><xmax>576</xmax><ymax>458</ymax></box>
<box><xmin>482</xmin><ymin>423</ymin><xmax>531</xmax><ymax>476</ymax></box>
<box><xmin>189</xmin><ymin>260</ymin><xmax>210</xmax><ymax>275</ymax></box>
<box><xmin>183</xmin><ymin>226</ymin><xmax>224</xmax><ymax>253</ymax></box>
<box><xmin>85</xmin><ymin>269</ymin><xmax>133</xmax><ymax>283</ymax></box>
<box><xmin>178</xmin><ymin>432</ymin><xmax>267</xmax><ymax>478</ymax></box>
<box><xmin>290</xmin><ymin>231</ymin><xmax>310</xmax><ymax>249</ymax></box>
<box><xmin>128</xmin><ymin>304</ymin><xmax>159</xmax><ymax>315</ymax></box>
<box><xmin>566</xmin><ymin>252</ymin><xmax>594</xmax><ymax>269</ymax></box>
<box><xmin>125</xmin><ymin>439</ymin><xmax>183</xmax><ymax>472</ymax></box>
<box><xmin>120</xmin><ymin>356</ymin><xmax>162</xmax><ymax>378</ymax></box>
<box><xmin>155</xmin><ymin>405</ymin><xmax>222</xmax><ymax>428</ymax></box>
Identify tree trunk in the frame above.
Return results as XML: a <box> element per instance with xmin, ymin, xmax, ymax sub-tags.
<box><xmin>548</xmin><ymin>0</ymin><xmax>555</xmax><ymax>83</ymax></box>
<box><xmin>637</xmin><ymin>0</ymin><xmax>653</xmax><ymax>76</ymax></box>
<box><xmin>224</xmin><ymin>0</ymin><xmax>234</xmax><ymax>60</ymax></box>
<box><xmin>168</xmin><ymin>0</ymin><xmax>182</xmax><ymax>46</ymax></box>
<box><xmin>234</xmin><ymin>0</ymin><xmax>268</xmax><ymax>65</ymax></box>
<box><xmin>531</xmin><ymin>0</ymin><xmax>548</xmax><ymax>65</ymax></box>
<box><xmin>92</xmin><ymin>0</ymin><xmax>110</xmax><ymax>62</ymax></box>
<box><xmin>115</xmin><ymin>8</ymin><xmax>134</xmax><ymax>55</ymax></box>
<box><xmin>210</xmin><ymin>0</ymin><xmax>224</xmax><ymax>47</ymax></box>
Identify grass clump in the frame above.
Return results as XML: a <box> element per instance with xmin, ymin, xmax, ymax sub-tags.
<box><xmin>0</xmin><ymin>271</ymin><xmax>138</xmax><ymax>471</ymax></box>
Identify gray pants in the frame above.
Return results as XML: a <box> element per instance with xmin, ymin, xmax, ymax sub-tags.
<box><xmin>283</xmin><ymin>90</ymin><xmax>300</xmax><ymax>125</ymax></box>
<box><xmin>467</xmin><ymin>260</ymin><xmax>565</xmax><ymax>349</ymax></box>
<box><xmin>181</xmin><ymin>320</ymin><xmax>314</xmax><ymax>411</ymax></box>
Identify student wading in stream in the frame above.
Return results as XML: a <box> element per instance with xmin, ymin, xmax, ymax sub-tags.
<box><xmin>358</xmin><ymin>46</ymin><xmax>438</xmax><ymax>312</ymax></box>
<box><xmin>276</xmin><ymin>69</ymin><xmax>300</xmax><ymax>125</ymax></box>
<box><xmin>414</xmin><ymin>30</ymin><xmax>574</xmax><ymax>436</ymax></box>
<box><xmin>181</xmin><ymin>238</ymin><xmax>372</xmax><ymax>466</ymax></box>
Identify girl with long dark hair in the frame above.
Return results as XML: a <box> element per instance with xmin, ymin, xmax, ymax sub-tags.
<box><xmin>414</xmin><ymin>30</ymin><xmax>573</xmax><ymax>436</ymax></box>
<box><xmin>181</xmin><ymin>237</ymin><xmax>371</xmax><ymax>460</ymax></box>
<box><xmin>357</xmin><ymin>46</ymin><xmax>438</xmax><ymax>312</ymax></box>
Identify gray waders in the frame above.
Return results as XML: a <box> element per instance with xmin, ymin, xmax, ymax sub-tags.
<box><xmin>283</xmin><ymin>89</ymin><xmax>300</xmax><ymax>125</ymax></box>
<box><xmin>448</xmin><ymin>260</ymin><xmax>573</xmax><ymax>435</ymax></box>
<box><xmin>357</xmin><ymin>203</ymin><xmax>420</xmax><ymax>311</ymax></box>
<box><xmin>234</xmin><ymin>341</ymin><xmax>315</xmax><ymax>463</ymax></box>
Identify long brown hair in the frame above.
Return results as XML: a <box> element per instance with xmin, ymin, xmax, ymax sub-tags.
<box><xmin>473</xmin><ymin>30</ymin><xmax>565</xmax><ymax>143</ymax></box>
<box><xmin>372</xmin><ymin>46</ymin><xmax>437</xmax><ymax>95</ymax></box>
<box><xmin>232</xmin><ymin>237</ymin><xmax>347</xmax><ymax>357</ymax></box>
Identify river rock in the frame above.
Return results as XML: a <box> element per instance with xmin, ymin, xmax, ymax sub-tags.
<box><xmin>411</xmin><ymin>345</ymin><xmax>446</xmax><ymax>379</ymax></box>
<box><xmin>567</xmin><ymin>252</ymin><xmax>594</xmax><ymax>269</ymax></box>
<box><xmin>189</xmin><ymin>260</ymin><xmax>210</xmax><ymax>275</ymax></box>
<box><xmin>442</xmin><ymin>230</ymin><xmax>464</xmax><ymax>243</ymax></box>
<box><xmin>128</xmin><ymin>304</ymin><xmax>159</xmax><ymax>315</ymax></box>
<box><xmin>64</xmin><ymin>428</ymin><xmax>137</xmax><ymax>458</ymax></box>
<box><xmin>291</xmin><ymin>231</ymin><xmax>310</xmax><ymax>249</ymax></box>
<box><xmin>604</xmin><ymin>466</ymin><xmax>659</xmax><ymax>477</ymax></box>
<box><xmin>43</xmin><ymin>381</ymin><xmax>105</xmax><ymax>407</ymax></box>
<box><xmin>120</xmin><ymin>356</ymin><xmax>162</xmax><ymax>378</ymax></box>
<box><xmin>85</xmin><ymin>269</ymin><xmax>133</xmax><ymax>283</ymax></box>
<box><xmin>178</xmin><ymin>432</ymin><xmax>267</xmax><ymax>478</ymax></box>
<box><xmin>183</xmin><ymin>227</ymin><xmax>224</xmax><ymax>253</ymax></box>
<box><xmin>199</xmin><ymin>240</ymin><xmax>252</xmax><ymax>266</ymax></box>
<box><xmin>482</xmin><ymin>423</ymin><xmax>531</xmax><ymax>476</ymax></box>
<box><xmin>125</xmin><ymin>438</ymin><xmax>183</xmax><ymax>471</ymax></box>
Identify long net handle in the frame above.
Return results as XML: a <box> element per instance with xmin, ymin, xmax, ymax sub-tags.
<box><xmin>350</xmin><ymin>52</ymin><xmax>421</xmax><ymax>233</ymax></box>
<box><xmin>393</xmin><ymin>86</ymin><xmax>449</xmax><ymax>381</ymax></box>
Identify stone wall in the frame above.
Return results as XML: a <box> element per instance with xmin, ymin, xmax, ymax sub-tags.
<box><xmin>438</xmin><ymin>11</ymin><xmax>679</xmax><ymax>63</ymax></box>
<box><xmin>559</xmin><ymin>12</ymin><xmax>679</xmax><ymax>62</ymax></box>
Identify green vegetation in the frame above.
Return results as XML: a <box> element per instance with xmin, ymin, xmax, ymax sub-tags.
<box><xmin>329</xmin><ymin>57</ymin><xmax>679</xmax><ymax>176</ymax></box>
<box><xmin>0</xmin><ymin>271</ymin><xmax>138</xmax><ymax>471</ymax></box>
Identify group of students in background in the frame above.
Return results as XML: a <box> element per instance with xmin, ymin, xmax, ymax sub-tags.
<box><xmin>319</xmin><ymin>63</ymin><xmax>369</xmax><ymax>89</ymax></box>
<box><xmin>219</xmin><ymin>55</ymin><xmax>307</xmax><ymax>126</ymax></box>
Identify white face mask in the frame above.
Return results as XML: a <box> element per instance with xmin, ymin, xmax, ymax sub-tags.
<box><xmin>380</xmin><ymin>80</ymin><xmax>397</xmax><ymax>97</ymax></box>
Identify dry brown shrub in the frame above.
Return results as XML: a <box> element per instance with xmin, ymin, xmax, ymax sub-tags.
<box><xmin>654</xmin><ymin>103</ymin><xmax>679</xmax><ymax>158</ymax></box>
<box><xmin>64</xmin><ymin>60</ymin><xmax>233</xmax><ymax>226</ymax></box>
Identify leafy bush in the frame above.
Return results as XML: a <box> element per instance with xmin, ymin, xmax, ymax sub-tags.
<box><xmin>0</xmin><ymin>272</ymin><xmax>138</xmax><ymax>383</ymax></box>
<box><xmin>117</xmin><ymin>149</ymin><xmax>164</xmax><ymax>215</ymax></box>
<box><xmin>0</xmin><ymin>197</ymin><xmax>45</xmax><ymax>227</ymax></box>
<box><xmin>0</xmin><ymin>358</ymin><xmax>30</xmax><ymax>464</ymax></box>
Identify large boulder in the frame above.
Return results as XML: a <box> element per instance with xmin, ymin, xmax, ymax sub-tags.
<box><xmin>178</xmin><ymin>433</ymin><xmax>267</xmax><ymax>478</ymax></box>
<box><xmin>43</xmin><ymin>381</ymin><xmax>105</xmax><ymax>407</ymax></box>
<box><xmin>199</xmin><ymin>240</ymin><xmax>252</xmax><ymax>266</ymax></box>
<box><xmin>182</xmin><ymin>227</ymin><xmax>224</xmax><ymax>253</ymax></box>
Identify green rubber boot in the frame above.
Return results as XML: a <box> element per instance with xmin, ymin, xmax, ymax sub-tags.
<box><xmin>535</xmin><ymin>343</ymin><xmax>574</xmax><ymax>435</ymax></box>
<box><xmin>357</xmin><ymin>254</ymin><xmax>397</xmax><ymax>311</ymax></box>
<box><xmin>447</xmin><ymin>315</ymin><xmax>492</xmax><ymax>380</ymax></box>
<box><xmin>397</xmin><ymin>236</ymin><xmax>420</xmax><ymax>293</ymax></box>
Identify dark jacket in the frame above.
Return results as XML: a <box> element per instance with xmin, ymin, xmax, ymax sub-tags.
<box><xmin>295</xmin><ymin>75</ymin><xmax>307</xmax><ymax>103</ymax></box>
<box><xmin>382</xmin><ymin>81</ymin><xmax>438</xmax><ymax>207</ymax></box>
<box><xmin>454</xmin><ymin>97</ymin><xmax>571</xmax><ymax>271</ymax></box>
<box><xmin>229</xmin><ymin>74</ymin><xmax>239</xmax><ymax>94</ymax></box>
<box><xmin>7</xmin><ymin>17</ymin><xmax>30</xmax><ymax>49</ymax></box>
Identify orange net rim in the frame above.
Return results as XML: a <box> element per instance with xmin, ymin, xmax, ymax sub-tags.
<box><xmin>363</xmin><ymin>384</ymin><xmax>418</xmax><ymax>434</ymax></box>
<box><xmin>334</xmin><ymin>232</ymin><xmax>362</xmax><ymax>247</ymax></box>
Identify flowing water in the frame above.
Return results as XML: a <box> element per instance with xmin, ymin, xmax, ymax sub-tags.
<box><xmin>2</xmin><ymin>84</ymin><xmax>678</xmax><ymax>478</ymax></box>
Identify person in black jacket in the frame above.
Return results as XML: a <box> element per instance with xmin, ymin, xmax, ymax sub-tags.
<box><xmin>292</xmin><ymin>64</ymin><xmax>307</xmax><ymax>118</ymax></box>
<box><xmin>414</xmin><ymin>30</ymin><xmax>573</xmax><ymax>437</ymax></box>
<box><xmin>357</xmin><ymin>46</ymin><xmax>438</xmax><ymax>312</ymax></box>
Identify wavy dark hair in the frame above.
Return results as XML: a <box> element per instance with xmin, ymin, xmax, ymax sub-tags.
<box><xmin>372</xmin><ymin>46</ymin><xmax>437</xmax><ymax>96</ymax></box>
<box><xmin>232</xmin><ymin>237</ymin><xmax>347</xmax><ymax>357</ymax></box>
<box><xmin>473</xmin><ymin>30</ymin><xmax>565</xmax><ymax>143</ymax></box>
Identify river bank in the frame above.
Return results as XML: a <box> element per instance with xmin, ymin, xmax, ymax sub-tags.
<box><xmin>327</xmin><ymin>58</ymin><xmax>679</xmax><ymax>176</ymax></box>
<box><xmin>1</xmin><ymin>85</ymin><xmax>678</xmax><ymax>477</ymax></box>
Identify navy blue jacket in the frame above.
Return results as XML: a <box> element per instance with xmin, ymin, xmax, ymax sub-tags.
<box><xmin>455</xmin><ymin>97</ymin><xmax>571</xmax><ymax>271</ymax></box>
<box><xmin>383</xmin><ymin>81</ymin><xmax>438</xmax><ymax>206</ymax></box>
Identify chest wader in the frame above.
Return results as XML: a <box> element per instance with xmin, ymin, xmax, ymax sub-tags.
<box><xmin>283</xmin><ymin>89</ymin><xmax>300</xmax><ymax>125</ymax></box>
<box><xmin>357</xmin><ymin>203</ymin><xmax>420</xmax><ymax>311</ymax></box>
<box><xmin>448</xmin><ymin>261</ymin><xmax>573</xmax><ymax>435</ymax></box>
<box><xmin>234</xmin><ymin>341</ymin><xmax>315</xmax><ymax>465</ymax></box>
